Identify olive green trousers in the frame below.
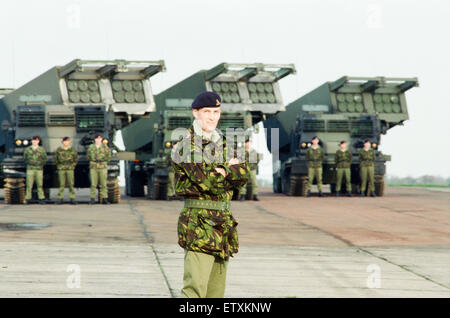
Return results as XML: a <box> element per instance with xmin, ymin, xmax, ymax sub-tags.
<box><xmin>360</xmin><ymin>165</ymin><xmax>375</xmax><ymax>194</ymax></box>
<box><xmin>58</xmin><ymin>170</ymin><xmax>75</xmax><ymax>199</ymax></box>
<box><xmin>25</xmin><ymin>169</ymin><xmax>44</xmax><ymax>200</ymax></box>
<box><xmin>307</xmin><ymin>167</ymin><xmax>323</xmax><ymax>191</ymax></box>
<box><xmin>240</xmin><ymin>169</ymin><xmax>258</xmax><ymax>196</ymax></box>
<box><xmin>90</xmin><ymin>168</ymin><xmax>107</xmax><ymax>199</ymax></box>
<box><xmin>181</xmin><ymin>250</ymin><xmax>228</xmax><ymax>298</ymax></box>
<box><xmin>336</xmin><ymin>168</ymin><xmax>352</xmax><ymax>192</ymax></box>
<box><xmin>167</xmin><ymin>167</ymin><xmax>175</xmax><ymax>197</ymax></box>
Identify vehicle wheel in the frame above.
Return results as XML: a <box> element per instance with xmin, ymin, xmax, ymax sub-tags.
<box><xmin>374</xmin><ymin>175</ymin><xmax>385</xmax><ymax>197</ymax></box>
<box><xmin>4</xmin><ymin>178</ymin><xmax>26</xmax><ymax>204</ymax></box>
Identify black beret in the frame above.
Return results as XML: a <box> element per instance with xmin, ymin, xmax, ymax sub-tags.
<box><xmin>192</xmin><ymin>91</ymin><xmax>221</xmax><ymax>109</ymax></box>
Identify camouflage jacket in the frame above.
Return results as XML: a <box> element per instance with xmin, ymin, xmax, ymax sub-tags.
<box><xmin>172</xmin><ymin>123</ymin><xmax>250</xmax><ymax>260</ymax></box>
<box><xmin>359</xmin><ymin>149</ymin><xmax>375</xmax><ymax>167</ymax></box>
<box><xmin>23</xmin><ymin>146</ymin><xmax>47</xmax><ymax>170</ymax></box>
<box><xmin>306</xmin><ymin>146</ymin><xmax>324</xmax><ymax>168</ymax></box>
<box><xmin>335</xmin><ymin>149</ymin><xmax>352</xmax><ymax>169</ymax></box>
<box><xmin>86</xmin><ymin>144</ymin><xmax>111</xmax><ymax>169</ymax></box>
<box><xmin>55</xmin><ymin>146</ymin><xmax>78</xmax><ymax>170</ymax></box>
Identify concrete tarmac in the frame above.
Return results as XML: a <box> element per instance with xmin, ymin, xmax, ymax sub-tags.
<box><xmin>0</xmin><ymin>186</ymin><xmax>448</xmax><ymax>297</ymax></box>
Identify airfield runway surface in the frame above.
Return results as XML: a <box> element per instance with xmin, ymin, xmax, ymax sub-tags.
<box><xmin>0</xmin><ymin>186</ymin><xmax>448</xmax><ymax>297</ymax></box>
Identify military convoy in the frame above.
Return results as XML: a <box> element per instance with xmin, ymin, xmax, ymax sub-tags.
<box><xmin>0</xmin><ymin>59</ymin><xmax>165</xmax><ymax>204</ymax></box>
<box><xmin>264</xmin><ymin>76</ymin><xmax>419</xmax><ymax>196</ymax></box>
<box><xmin>121</xmin><ymin>63</ymin><xmax>296</xmax><ymax>200</ymax></box>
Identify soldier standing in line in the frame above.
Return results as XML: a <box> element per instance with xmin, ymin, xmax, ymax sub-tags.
<box><xmin>305</xmin><ymin>136</ymin><xmax>324</xmax><ymax>197</ymax></box>
<box><xmin>335</xmin><ymin>140</ymin><xmax>352</xmax><ymax>197</ymax></box>
<box><xmin>55</xmin><ymin>136</ymin><xmax>78</xmax><ymax>204</ymax></box>
<box><xmin>87</xmin><ymin>134</ymin><xmax>111</xmax><ymax>205</ymax></box>
<box><xmin>172</xmin><ymin>91</ymin><xmax>249</xmax><ymax>298</ymax></box>
<box><xmin>239</xmin><ymin>137</ymin><xmax>262</xmax><ymax>201</ymax></box>
<box><xmin>24</xmin><ymin>136</ymin><xmax>47</xmax><ymax>204</ymax></box>
<box><xmin>359</xmin><ymin>139</ymin><xmax>376</xmax><ymax>197</ymax></box>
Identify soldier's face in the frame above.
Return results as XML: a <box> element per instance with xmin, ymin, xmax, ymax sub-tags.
<box><xmin>340</xmin><ymin>143</ymin><xmax>347</xmax><ymax>150</ymax></box>
<box><xmin>193</xmin><ymin>107</ymin><xmax>221</xmax><ymax>133</ymax></box>
<box><xmin>312</xmin><ymin>138</ymin><xmax>319</xmax><ymax>146</ymax></box>
<box><xmin>31</xmin><ymin>139</ymin><xmax>39</xmax><ymax>147</ymax></box>
<box><xmin>95</xmin><ymin>137</ymin><xmax>102</xmax><ymax>145</ymax></box>
<box><xmin>62</xmin><ymin>140</ymin><xmax>71</xmax><ymax>147</ymax></box>
<box><xmin>364</xmin><ymin>142</ymin><xmax>370</xmax><ymax>149</ymax></box>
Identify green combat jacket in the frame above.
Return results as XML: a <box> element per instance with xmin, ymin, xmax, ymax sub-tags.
<box><xmin>172</xmin><ymin>124</ymin><xmax>250</xmax><ymax>260</ymax></box>
<box><xmin>306</xmin><ymin>146</ymin><xmax>324</xmax><ymax>168</ymax></box>
<box><xmin>359</xmin><ymin>148</ymin><xmax>375</xmax><ymax>167</ymax></box>
<box><xmin>55</xmin><ymin>146</ymin><xmax>78</xmax><ymax>170</ymax></box>
<box><xmin>23</xmin><ymin>146</ymin><xmax>47</xmax><ymax>170</ymax></box>
<box><xmin>86</xmin><ymin>144</ymin><xmax>111</xmax><ymax>169</ymax></box>
<box><xmin>335</xmin><ymin>149</ymin><xmax>352</xmax><ymax>169</ymax></box>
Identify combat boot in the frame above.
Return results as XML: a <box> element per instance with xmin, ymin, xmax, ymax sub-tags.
<box><xmin>370</xmin><ymin>192</ymin><xmax>377</xmax><ymax>197</ymax></box>
<box><xmin>359</xmin><ymin>192</ymin><xmax>365</xmax><ymax>197</ymax></box>
<box><xmin>336</xmin><ymin>192</ymin><xmax>340</xmax><ymax>197</ymax></box>
<box><xmin>70</xmin><ymin>199</ymin><xmax>77</xmax><ymax>205</ymax></box>
<box><xmin>318</xmin><ymin>191</ymin><xmax>324</xmax><ymax>197</ymax></box>
<box><xmin>57</xmin><ymin>199</ymin><xmax>64</xmax><ymax>205</ymax></box>
<box><xmin>89</xmin><ymin>198</ymin><xmax>96</xmax><ymax>205</ymax></box>
<box><xmin>239</xmin><ymin>195</ymin><xmax>246</xmax><ymax>201</ymax></box>
<box><xmin>253</xmin><ymin>195</ymin><xmax>259</xmax><ymax>201</ymax></box>
<box><xmin>347</xmin><ymin>192</ymin><xmax>352</xmax><ymax>197</ymax></box>
<box><xmin>305</xmin><ymin>191</ymin><xmax>311</xmax><ymax>198</ymax></box>
<box><xmin>38</xmin><ymin>200</ymin><xmax>45</xmax><ymax>205</ymax></box>
<box><xmin>102</xmin><ymin>198</ymin><xmax>111</xmax><ymax>205</ymax></box>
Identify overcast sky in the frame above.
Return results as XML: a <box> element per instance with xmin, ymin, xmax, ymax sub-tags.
<box><xmin>1</xmin><ymin>0</ymin><xmax>448</xmax><ymax>181</ymax></box>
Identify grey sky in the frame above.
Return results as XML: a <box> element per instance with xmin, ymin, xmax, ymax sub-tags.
<box><xmin>1</xmin><ymin>0</ymin><xmax>449</xmax><ymax>181</ymax></box>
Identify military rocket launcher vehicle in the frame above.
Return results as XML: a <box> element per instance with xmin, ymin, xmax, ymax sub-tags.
<box><xmin>264</xmin><ymin>76</ymin><xmax>418</xmax><ymax>196</ymax></box>
<box><xmin>0</xmin><ymin>59</ymin><xmax>165</xmax><ymax>204</ymax></box>
<box><xmin>121</xmin><ymin>63</ymin><xmax>295</xmax><ymax>199</ymax></box>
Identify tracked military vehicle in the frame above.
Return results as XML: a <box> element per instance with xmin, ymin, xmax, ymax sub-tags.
<box><xmin>121</xmin><ymin>63</ymin><xmax>295</xmax><ymax>200</ymax></box>
<box><xmin>264</xmin><ymin>76</ymin><xmax>418</xmax><ymax>196</ymax></box>
<box><xmin>0</xmin><ymin>59</ymin><xmax>165</xmax><ymax>204</ymax></box>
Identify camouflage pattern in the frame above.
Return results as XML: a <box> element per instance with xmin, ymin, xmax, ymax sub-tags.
<box><xmin>172</xmin><ymin>124</ymin><xmax>249</xmax><ymax>260</ymax></box>
<box><xmin>23</xmin><ymin>146</ymin><xmax>47</xmax><ymax>170</ymax></box>
<box><xmin>335</xmin><ymin>149</ymin><xmax>352</xmax><ymax>168</ymax></box>
<box><xmin>86</xmin><ymin>144</ymin><xmax>111</xmax><ymax>169</ymax></box>
<box><xmin>306</xmin><ymin>146</ymin><xmax>324</xmax><ymax>168</ymax></box>
<box><xmin>55</xmin><ymin>146</ymin><xmax>78</xmax><ymax>170</ymax></box>
<box><xmin>359</xmin><ymin>148</ymin><xmax>375</xmax><ymax>167</ymax></box>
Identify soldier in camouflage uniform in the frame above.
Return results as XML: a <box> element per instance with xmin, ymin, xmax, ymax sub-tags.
<box><xmin>172</xmin><ymin>92</ymin><xmax>249</xmax><ymax>298</ymax></box>
<box><xmin>24</xmin><ymin>136</ymin><xmax>47</xmax><ymax>204</ymax></box>
<box><xmin>55</xmin><ymin>137</ymin><xmax>78</xmax><ymax>204</ymax></box>
<box><xmin>305</xmin><ymin>136</ymin><xmax>324</xmax><ymax>197</ymax></box>
<box><xmin>239</xmin><ymin>138</ymin><xmax>262</xmax><ymax>201</ymax></box>
<box><xmin>87</xmin><ymin>134</ymin><xmax>111</xmax><ymax>204</ymax></box>
<box><xmin>359</xmin><ymin>139</ymin><xmax>376</xmax><ymax>197</ymax></box>
<box><xmin>335</xmin><ymin>140</ymin><xmax>352</xmax><ymax>197</ymax></box>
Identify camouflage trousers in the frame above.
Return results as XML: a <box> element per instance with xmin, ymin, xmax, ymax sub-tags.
<box><xmin>58</xmin><ymin>170</ymin><xmax>75</xmax><ymax>199</ymax></box>
<box><xmin>25</xmin><ymin>169</ymin><xmax>44</xmax><ymax>200</ymax></box>
<box><xmin>90</xmin><ymin>168</ymin><xmax>107</xmax><ymax>199</ymax></box>
<box><xmin>307</xmin><ymin>167</ymin><xmax>323</xmax><ymax>191</ymax></box>
<box><xmin>182</xmin><ymin>250</ymin><xmax>228</xmax><ymax>298</ymax></box>
<box><xmin>239</xmin><ymin>169</ymin><xmax>258</xmax><ymax>196</ymax></box>
<box><xmin>360</xmin><ymin>165</ymin><xmax>375</xmax><ymax>194</ymax></box>
<box><xmin>336</xmin><ymin>168</ymin><xmax>352</xmax><ymax>193</ymax></box>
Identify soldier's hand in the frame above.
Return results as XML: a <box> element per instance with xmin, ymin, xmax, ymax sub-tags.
<box><xmin>215</xmin><ymin>167</ymin><xmax>226</xmax><ymax>177</ymax></box>
<box><xmin>228</xmin><ymin>158</ymin><xmax>240</xmax><ymax>166</ymax></box>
